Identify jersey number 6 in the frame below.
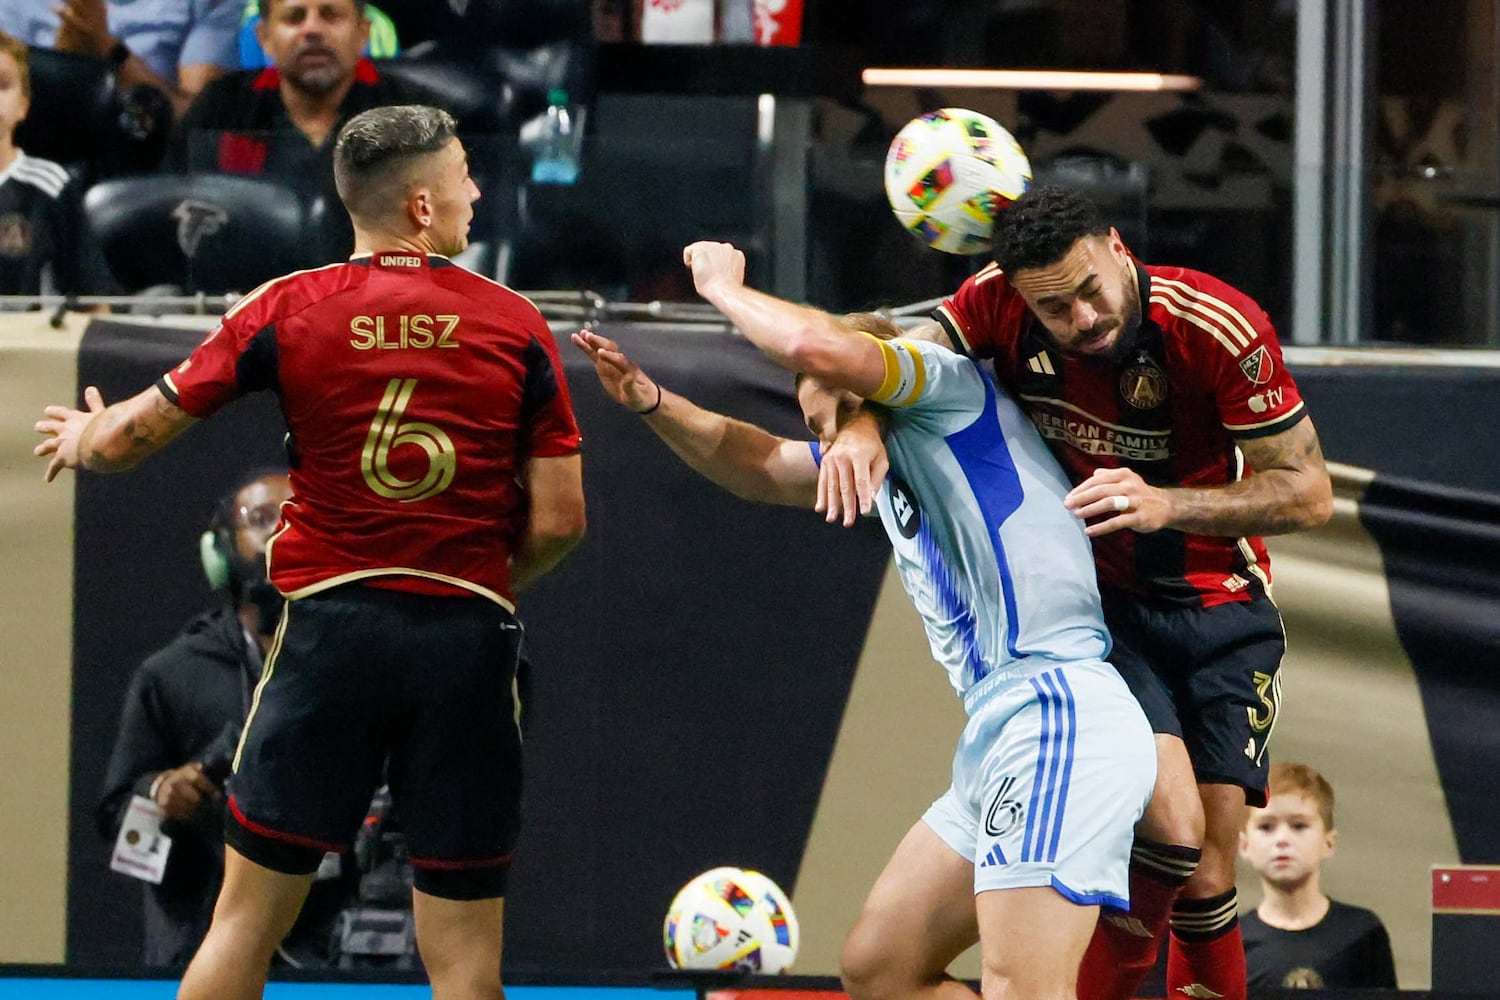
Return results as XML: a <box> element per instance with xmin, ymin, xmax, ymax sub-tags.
<box><xmin>361</xmin><ymin>378</ymin><xmax>457</xmax><ymax>502</ymax></box>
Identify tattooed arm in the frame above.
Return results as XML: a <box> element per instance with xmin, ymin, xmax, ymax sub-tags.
<box><xmin>1063</xmin><ymin>417</ymin><xmax>1335</xmax><ymax>538</ymax></box>
<box><xmin>35</xmin><ymin>385</ymin><xmax>197</xmax><ymax>482</ymax></box>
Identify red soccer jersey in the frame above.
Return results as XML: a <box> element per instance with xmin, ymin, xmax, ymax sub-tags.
<box><xmin>158</xmin><ymin>253</ymin><xmax>582</xmax><ymax>608</ymax></box>
<box><xmin>935</xmin><ymin>259</ymin><xmax>1306</xmax><ymax>607</ymax></box>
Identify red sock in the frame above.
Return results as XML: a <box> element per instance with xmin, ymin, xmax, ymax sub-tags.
<box><xmin>1166</xmin><ymin>892</ymin><xmax>1246</xmax><ymax>1000</ymax></box>
<box><xmin>1077</xmin><ymin>842</ymin><xmax>1198</xmax><ymax>1000</ymax></box>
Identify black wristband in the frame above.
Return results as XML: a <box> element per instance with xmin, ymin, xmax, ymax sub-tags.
<box><xmin>634</xmin><ymin>381</ymin><xmax>662</xmax><ymax>415</ymax></box>
<box><xmin>108</xmin><ymin>39</ymin><xmax>131</xmax><ymax>69</ymax></box>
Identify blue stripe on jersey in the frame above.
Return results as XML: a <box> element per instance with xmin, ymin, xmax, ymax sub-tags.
<box><xmin>1022</xmin><ymin>668</ymin><xmax>1078</xmax><ymax>862</ymax></box>
<box><xmin>1049</xmin><ymin>875</ymin><xmax>1127</xmax><ymax>910</ymax></box>
<box><xmin>942</xmin><ymin>375</ymin><xmax>1026</xmax><ymax>659</ymax></box>
<box><xmin>1044</xmin><ymin>669</ymin><xmax>1079</xmax><ymax>862</ymax></box>
<box><xmin>1025</xmin><ymin>671</ymin><xmax>1059</xmax><ymax>861</ymax></box>
<box><xmin>915</xmin><ymin>518</ymin><xmax>988</xmax><ymax>685</ymax></box>
<box><xmin>1021</xmin><ymin>671</ymin><xmax>1050</xmax><ymax>861</ymax></box>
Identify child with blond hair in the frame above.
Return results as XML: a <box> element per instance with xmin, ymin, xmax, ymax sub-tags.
<box><xmin>1240</xmin><ymin>761</ymin><xmax>1396</xmax><ymax>989</ymax></box>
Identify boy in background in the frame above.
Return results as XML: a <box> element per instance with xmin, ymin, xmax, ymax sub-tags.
<box><xmin>1239</xmin><ymin>761</ymin><xmax>1397</xmax><ymax>989</ymax></box>
<box><xmin>0</xmin><ymin>31</ymin><xmax>80</xmax><ymax>299</ymax></box>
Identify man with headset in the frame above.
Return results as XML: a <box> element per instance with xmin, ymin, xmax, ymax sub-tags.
<box><xmin>95</xmin><ymin>468</ymin><xmax>312</xmax><ymax>967</ymax></box>
<box><xmin>99</xmin><ymin>465</ymin><xmax>426</xmax><ymax>970</ymax></box>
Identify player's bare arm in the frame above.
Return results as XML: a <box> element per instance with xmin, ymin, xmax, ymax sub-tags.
<box><xmin>682</xmin><ymin>241</ymin><xmax>888</xmax><ymax>398</ymax></box>
<box><xmin>571</xmin><ymin>329</ymin><xmax>818</xmax><ymax>508</ymax></box>
<box><xmin>811</xmin><ymin>320</ymin><xmax>955</xmax><ymax>525</ymax></box>
<box><xmin>1064</xmin><ymin>417</ymin><xmax>1334</xmax><ymax>538</ymax></box>
<box><xmin>900</xmin><ymin>319</ymin><xmax>956</xmax><ymax>350</ymax></box>
<box><xmin>34</xmin><ymin>385</ymin><xmax>196</xmax><ymax>482</ymax></box>
<box><xmin>510</xmin><ymin>453</ymin><xmax>586</xmax><ymax>593</ymax></box>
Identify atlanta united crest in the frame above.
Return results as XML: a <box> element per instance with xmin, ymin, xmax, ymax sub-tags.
<box><xmin>1120</xmin><ymin>363</ymin><xmax>1168</xmax><ymax>410</ymax></box>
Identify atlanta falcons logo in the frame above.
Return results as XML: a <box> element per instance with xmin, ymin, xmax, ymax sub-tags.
<box><xmin>172</xmin><ymin>200</ymin><xmax>229</xmax><ymax>258</ymax></box>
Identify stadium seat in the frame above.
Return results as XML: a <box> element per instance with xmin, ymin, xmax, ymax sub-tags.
<box><xmin>82</xmin><ymin>174</ymin><xmax>313</xmax><ymax>296</ymax></box>
<box><xmin>16</xmin><ymin>48</ymin><xmax>116</xmax><ymax>169</ymax></box>
<box><xmin>18</xmin><ymin>48</ymin><xmax>173</xmax><ymax>177</ymax></box>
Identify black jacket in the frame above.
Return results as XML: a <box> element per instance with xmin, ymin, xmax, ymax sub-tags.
<box><xmin>96</xmin><ymin>603</ymin><xmax>257</xmax><ymax>967</ymax></box>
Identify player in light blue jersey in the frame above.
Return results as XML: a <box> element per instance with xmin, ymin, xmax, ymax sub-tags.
<box><xmin>572</xmin><ymin>240</ymin><xmax>1156</xmax><ymax>1000</ymax></box>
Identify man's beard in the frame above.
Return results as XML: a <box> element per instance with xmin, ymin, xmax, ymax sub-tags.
<box><xmin>1081</xmin><ymin>285</ymin><xmax>1144</xmax><ymax>365</ymax></box>
<box><xmin>283</xmin><ymin>54</ymin><xmax>345</xmax><ymax>96</ymax></box>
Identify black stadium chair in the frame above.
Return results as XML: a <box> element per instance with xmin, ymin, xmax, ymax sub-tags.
<box><xmin>18</xmin><ymin>47</ymin><xmax>173</xmax><ymax>177</ymax></box>
<box><xmin>83</xmin><ymin>174</ymin><xmax>314</xmax><ymax>296</ymax></box>
<box><xmin>16</xmin><ymin>48</ymin><xmax>116</xmax><ymax>168</ymax></box>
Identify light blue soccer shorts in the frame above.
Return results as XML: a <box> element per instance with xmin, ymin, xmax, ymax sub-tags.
<box><xmin>923</xmin><ymin>658</ymin><xmax>1156</xmax><ymax>908</ymax></box>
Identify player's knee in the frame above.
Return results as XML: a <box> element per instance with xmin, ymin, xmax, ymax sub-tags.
<box><xmin>1139</xmin><ymin>779</ymin><xmax>1206</xmax><ymax>847</ymax></box>
<box><xmin>839</xmin><ymin>920</ymin><xmax>901</xmax><ymax>1000</ymax></box>
<box><xmin>423</xmin><ymin>962</ymin><xmax>503</xmax><ymax>1000</ymax></box>
<box><xmin>415</xmin><ymin>930</ymin><xmax>503</xmax><ymax>999</ymax></box>
<box><xmin>980</xmin><ymin>954</ymin><xmax>1056</xmax><ymax>1000</ymax></box>
<box><xmin>1184</xmin><ymin>842</ymin><xmax>1238</xmax><ymax>894</ymax></box>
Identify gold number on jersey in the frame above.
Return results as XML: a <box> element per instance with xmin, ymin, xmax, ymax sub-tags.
<box><xmin>361</xmin><ymin>378</ymin><xmax>456</xmax><ymax>502</ymax></box>
<box><xmin>1247</xmin><ymin>668</ymin><xmax>1280</xmax><ymax>734</ymax></box>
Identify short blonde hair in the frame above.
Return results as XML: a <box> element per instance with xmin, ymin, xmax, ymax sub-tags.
<box><xmin>1268</xmin><ymin>760</ymin><xmax>1336</xmax><ymax>829</ymax></box>
<box><xmin>0</xmin><ymin>31</ymin><xmax>30</xmax><ymax>101</ymax></box>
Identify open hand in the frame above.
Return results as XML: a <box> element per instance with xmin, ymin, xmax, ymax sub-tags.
<box><xmin>570</xmin><ymin>329</ymin><xmax>661</xmax><ymax>413</ymax></box>
<box><xmin>34</xmin><ymin>385</ymin><xmax>106</xmax><ymax>482</ymax></box>
<box><xmin>815</xmin><ymin>418</ymin><xmax>889</xmax><ymax>527</ymax></box>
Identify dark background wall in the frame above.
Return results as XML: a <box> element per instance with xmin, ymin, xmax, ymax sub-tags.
<box><xmin>45</xmin><ymin>319</ymin><xmax>1500</xmax><ymax>973</ymax></box>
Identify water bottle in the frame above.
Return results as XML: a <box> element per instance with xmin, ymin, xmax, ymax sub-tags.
<box><xmin>531</xmin><ymin>88</ymin><xmax>580</xmax><ymax>185</ymax></box>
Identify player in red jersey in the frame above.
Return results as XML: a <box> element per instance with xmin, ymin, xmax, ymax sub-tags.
<box><xmin>824</xmin><ymin>186</ymin><xmax>1331</xmax><ymax>1000</ymax></box>
<box><xmin>35</xmin><ymin>104</ymin><xmax>585</xmax><ymax>1000</ymax></box>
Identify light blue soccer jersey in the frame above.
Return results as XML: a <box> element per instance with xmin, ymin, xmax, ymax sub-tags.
<box><xmin>859</xmin><ymin>336</ymin><xmax>1109</xmax><ymax>698</ymax></box>
<box><xmin>838</xmin><ymin>336</ymin><xmax>1154</xmax><ymax>904</ymax></box>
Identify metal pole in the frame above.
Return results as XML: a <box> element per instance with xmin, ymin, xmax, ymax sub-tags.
<box><xmin>1293</xmin><ymin>0</ymin><xmax>1328</xmax><ymax>344</ymax></box>
<box><xmin>1337</xmin><ymin>0</ymin><xmax>1370</xmax><ymax>346</ymax></box>
<box><xmin>757</xmin><ymin>93</ymin><xmax>809</xmax><ymax>303</ymax></box>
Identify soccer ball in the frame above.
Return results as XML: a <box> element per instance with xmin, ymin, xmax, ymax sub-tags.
<box><xmin>662</xmin><ymin>866</ymin><xmax>800</xmax><ymax>973</ymax></box>
<box><xmin>884</xmin><ymin>107</ymin><xmax>1032</xmax><ymax>255</ymax></box>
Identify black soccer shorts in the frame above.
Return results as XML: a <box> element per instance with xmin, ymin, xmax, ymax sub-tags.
<box><xmin>225</xmin><ymin>583</ymin><xmax>524</xmax><ymax>899</ymax></box>
<box><xmin>1100</xmin><ymin>586</ymin><xmax>1284</xmax><ymax>807</ymax></box>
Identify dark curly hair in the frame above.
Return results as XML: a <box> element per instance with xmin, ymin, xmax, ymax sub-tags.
<box><xmin>990</xmin><ymin>185</ymin><xmax>1111</xmax><ymax>274</ymax></box>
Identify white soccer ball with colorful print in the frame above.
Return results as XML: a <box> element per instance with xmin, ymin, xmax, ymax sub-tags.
<box><xmin>662</xmin><ymin>866</ymin><xmax>800</xmax><ymax>972</ymax></box>
<box><xmin>884</xmin><ymin>107</ymin><xmax>1033</xmax><ymax>255</ymax></box>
